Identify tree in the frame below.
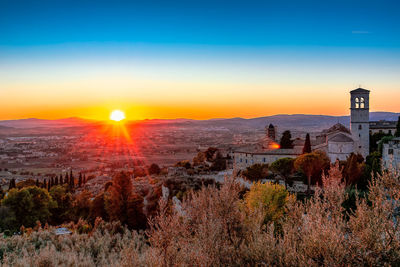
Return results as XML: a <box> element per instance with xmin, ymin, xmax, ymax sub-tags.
<box><xmin>49</xmin><ymin>185</ymin><xmax>73</xmax><ymax>224</ymax></box>
<box><xmin>1</xmin><ymin>186</ymin><xmax>56</xmax><ymax>229</ymax></box>
<box><xmin>280</xmin><ymin>130</ymin><xmax>293</xmax><ymax>149</ymax></box>
<box><xmin>210</xmin><ymin>152</ymin><xmax>226</xmax><ymax>171</ymax></box>
<box><xmin>244</xmin><ymin>182</ymin><xmax>293</xmax><ymax>226</ymax></box>
<box><xmin>242</xmin><ymin>163</ymin><xmax>268</xmax><ymax>181</ymax></box>
<box><xmin>395</xmin><ymin>116</ymin><xmax>400</xmax><ymax>137</ymax></box>
<box><xmin>78</xmin><ymin>173</ymin><xmax>82</xmax><ymax>187</ymax></box>
<box><xmin>175</xmin><ymin>160</ymin><xmax>191</xmax><ymax>169</ymax></box>
<box><xmin>148</xmin><ymin>163</ymin><xmax>161</xmax><ymax>175</ymax></box>
<box><xmin>105</xmin><ymin>172</ymin><xmax>145</xmax><ymax>229</ymax></box>
<box><xmin>294</xmin><ymin>151</ymin><xmax>330</xmax><ymax>194</ymax></box>
<box><xmin>8</xmin><ymin>178</ymin><xmax>16</xmax><ymax>190</ymax></box>
<box><xmin>193</xmin><ymin>151</ymin><xmax>206</xmax><ymax>166</ymax></box>
<box><xmin>342</xmin><ymin>153</ymin><xmax>364</xmax><ymax>186</ymax></box>
<box><xmin>302</xmin><ymin>133</ymin><xmax>312</xmax><ymax>154</ymax></box>
<box><xmin>35</xmin><ymin>179</ymin><xmax>39</xmax><ymax>187</ymax></box>
<box><xmin>270</xmin><ymin>157</ymin><xmax>295</xmax><ymax>187</ymax></box>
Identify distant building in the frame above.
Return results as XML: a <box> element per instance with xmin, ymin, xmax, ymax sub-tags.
<box><xmin>234</xmin><ymin>148</ymin><xmax>302</xmax><ymax>169</ymax></box>
<box><xmin>382</xmin><ymin>137</ymin><xmax>400</xmax><ymax>170</ymax></box>
<box><xmin>369</xmin><ymin>120</ymin><xmax>397</xmax><ymax>135</ymax></box>
<box><xmin>313</xmin><ymin>123</ymin><xmax>355</xmax><ymax>162</ymax></box>
<box><xmin>266</xmin><ymin>124</ymin><xmax>277</xmax><ymax>141</ymax></box>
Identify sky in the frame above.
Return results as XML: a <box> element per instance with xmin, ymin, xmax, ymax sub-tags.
<box><xmin>0</xmin><ymin>0</ymin><xmax>400</xmax><ymax>120</ymax></box>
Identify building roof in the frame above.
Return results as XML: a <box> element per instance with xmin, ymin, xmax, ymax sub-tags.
<box><xmin>370</xmin><ymin>120</ymin><xmax>397</xmax><ymax>129</ymax></box>
<box><xmin>322</xmin><ymin>123</ymin><xmax>351</xmax><ymax>135</ymax></box>
<box><xmin>329</xmin><ymin>133</ymin><xmax>353</xmax><ymax>142</ymax></box>
<box><xmin>235</xmin><ymin>148</ymin><xmax>302</xmax><ymax>156</ymax></box>
<box><xmin>350</xmin><ymin>87</ymin><xmax>370</xmax><ymax>94</ymax></box>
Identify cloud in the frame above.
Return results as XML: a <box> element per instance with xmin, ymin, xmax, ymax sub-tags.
<box><xmin>352</xmin><ymin>30</ymin><xmax>371</xmax><ymax>34</ymax></box>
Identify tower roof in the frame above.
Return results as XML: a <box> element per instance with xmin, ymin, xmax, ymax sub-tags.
<box><xmin>350</xmin><ymin>88</ymin><xmax>370</xmax><ymax>94</ymax></box>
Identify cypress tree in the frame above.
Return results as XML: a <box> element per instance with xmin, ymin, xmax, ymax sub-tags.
<box><xmin>47</xmin><ymin>180</ymin><xmax>51</xmax><ymax>191</ymax></box>
<box><xmin>35</xmin><ymin>179</ymin><xmax>39</xmax><ymax>187</ymax></box>
<box><xmin>78</xmin><ymin>173</ymin><xmax>82</xmax><ymax>187</ymax></box>
<box><xmin>55</xmin><ymin>176</ymin><xmax>58</xmax><ymax>185</ymax></box>
<box><xmin>43</xmin><ymin>179</ymin><xmax>47</xmax><ymax>189</ymax></box>
<box><xmin>395</xmin><ymin>116</ymin><xmax>400</xmax><ymax>137</ymax></box>
<box><xmin>8</xmin><ymin>178</ymin><xmax>16</xmax><ymax>190</ymax></box>
<box><xmin>83</xmin><ymin>174</ymin><xmax>86</xmax><ymax>184</ymax></box>
<box><xmin>280</xmin><ymin>130</ymin><xmax>294</xmax><ymax>149</ymax></box>
<box><xmin>65</xmin><ymin>173</ymin><xmax>69</xmax><ymax>185</ymax></box>
<box><xmin>302</xmin><ymin>133</ymin><xmax>312</xmax><ymax>154</ymax></box>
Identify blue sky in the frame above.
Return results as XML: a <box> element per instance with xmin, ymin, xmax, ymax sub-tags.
<box><xmin>0</xmin><ymin>0</ymin><xmax>399</xmax><ymax>120</ymax></box>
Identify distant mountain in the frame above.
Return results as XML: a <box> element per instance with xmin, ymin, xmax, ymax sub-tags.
<box><xmin>0</xmin><ymin>117</ymin><xmax>98</xmax><ymax>128</ymax></box>
<box><xmin>0</xmin><ymin>112</ymin><xmax>398</xmax><ymax>133</ymax></box>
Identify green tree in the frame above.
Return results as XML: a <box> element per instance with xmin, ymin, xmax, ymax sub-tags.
<box><xmin>2</xmin><ymin>186</ymin><xmax>56</xmax><ymax>229</ymax></box>
<box><xmin>0</xmin><ymin>206</ymin><xmax>17</xmax><ymax>232</ymax></box>
<box><xmin>49</xmin><ymin>185</ymin><xmax>73</xmax><ymax>224</ymax></box>
<box><xmin>242</xmin><ymin>163</ymin><xmax>268</xmax><ymax>181</ymax></box>
<box><xmin>270</xmin><ymin>157</ymin><xmax>295</xmax><ymax>187</ymax></box>
<box><xmin>302</xmin><ymin>133</ymin><xmax>312</xmax><ymax>154</ymax></box>
<box><xmin>280</xmin><ymin>130</ymin><xmax>293</xmax><ymax>149</ymax></box>
<box><xmin>395</xmin><ymin>116</ymin><xmax>400</xmax><ymax>137</ymax></box>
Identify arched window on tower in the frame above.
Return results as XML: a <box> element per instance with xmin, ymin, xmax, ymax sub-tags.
<box><xmin>360</xmin><ymin>97</ymin><xmax>365</xmax><ymax>108</ymax></box>
<box><xmin>355</xmin><ymin>97</ymin><xmax>360</xmax><ymax>108</ymax></box>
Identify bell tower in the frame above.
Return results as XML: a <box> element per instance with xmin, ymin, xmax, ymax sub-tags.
<box><xmin>350</xmin><ymin>88</ymin><xmax>370</xmax><ymax>158</ymax></box>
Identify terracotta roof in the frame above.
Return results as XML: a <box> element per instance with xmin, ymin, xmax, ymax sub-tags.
<box><xmin>322</xmin><ymin>123</ymin><xmax>351</xmax><ymax>135</ymax></box>
<box><xmin>329</xmin><ymin>133</ymin><xmax>353</xmax><ymax>142</ymax></box>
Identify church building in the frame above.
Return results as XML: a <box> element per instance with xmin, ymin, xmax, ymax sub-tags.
<box><xmin>234</xmin><ymin>88</ymin><xmax>372</xmax><ymax>168</ymax></box>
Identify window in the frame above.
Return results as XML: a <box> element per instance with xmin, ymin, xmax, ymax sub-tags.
<box><xmin>358</xmin><ymin>125</ymin><xmax>362</xmax><ymax>130</ymax></box>
<box><xmin>245</xmin><ymin>159</ymin><xmax>248</xmax><ymax>163</ymax></box>
<box><xmin>263</xmin><ymin>157</ymin><xmax>266</xmax><ymax>162</ymax></box>
<box><xmin>355</xmin><ymin>97</ymin><xmax>359</xmax><ymax>108</ymax></box>
<box><xmin>240</xmin><ymin>158</ymin><xmax>242</xmax><ymax>163</ymax></box>
<box><xmin>389</xmin><ymin>149</ymin><xmax>394</xmax><ymax>155</ymax></box>
<box><xmin>360</xmin><ymin>97</ymin><xmax>365</xmax><ymax>108</ymax></box>
<box><xmin>389</xmin><ymin>130</ymin><xmax>392</xmax><ymax>135</ymax></box>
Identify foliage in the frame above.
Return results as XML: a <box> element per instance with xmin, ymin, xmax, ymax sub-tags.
<box><xmin>105</xmin><ymin>172</ymin><xmax>146</xmax><ymax>230</ymax></box>
<box><xmin>175</xmin><ymin>160</ymin><xmax>191</xmax><ymax>169</ymax></box>
<box><xmin>341</xmin><ymin>153</ymin><xmax>364</xmax><ymax>186</ymax></box>
<box><xmin>270</xmin><ymin>157</ymin><xmax>295</xmax><ymax>186</ymax></box>
<box><xmin>49</xmin><ymin>185</ymin><xmax>73</xmax><ymax>224</ymax></box>
<box><xmin>396</xmin><ymin>116</ymin><xmax>400</xmax><ymax>137</ymax></box>
<box><xmin>1</xmin><ymin>186</ymin><xmax>56</xmax><ymax>230</ymax></box>
<box><xmin>294</xmin><ymin>150</ymin><xmax>330</xmax><ymax>193</ymax></box>
<box><xmin>1</xmin><ymin>166</ymin><xmax>400</xmax><ymax>265</ymax></box>
<box><xmin>148</xmin><ymin>163</ymin><xmax>161</xmax><ymax>175</ymax></box>
<box><xmin>241</xmin><ymin>163</ymin><xmax>268</xmax><ymax>181</ymax></box>
<box><xmin>302</xmin><ymin>133</ymin><xmax>312</xmax><ymax>154</ymax></box>
<box><xmin>244</xmin><ymin>182</ymin><xmax>293</xmax><ymax>226</ymax></box>
<box><xmin>280</xmin><ymin>130</ymin><xmax>294</xmax><ymax>149</ymax></box>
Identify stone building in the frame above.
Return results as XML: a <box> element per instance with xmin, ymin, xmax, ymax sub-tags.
<box><xmin>382</xmin><ymin>137</ymin><xmax>400</xmax><ymax>170</ymax></box>
<box><xmin>369</xmin><ymin>120</ymin><xmax>397</xmax><ymax>135</ymax></box>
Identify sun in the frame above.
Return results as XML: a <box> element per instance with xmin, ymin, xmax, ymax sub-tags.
<box><xmin>109</xmin><ymin>110</ymin><xmax>126</xmax><ymax>122</ymax></box>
